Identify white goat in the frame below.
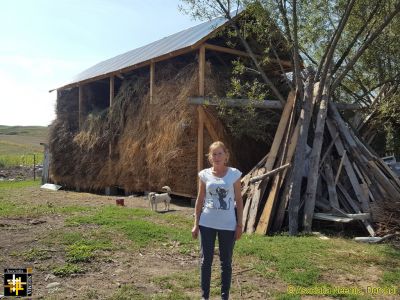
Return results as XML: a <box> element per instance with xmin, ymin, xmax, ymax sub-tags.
<box><xmin>148</xmin><ymin>186</ymin><xmax>171</xmax><ymax>211</ymax></box>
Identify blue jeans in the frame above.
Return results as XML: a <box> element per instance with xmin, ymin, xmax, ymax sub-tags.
<box><xmin>199</xmin><ymin>225</ymin><xmax>235</xmax><ymax>300</ymax></box>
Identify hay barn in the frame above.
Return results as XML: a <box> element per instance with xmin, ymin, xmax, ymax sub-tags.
<box><xmin>49</xmin><ymin>11</ymin><xmax>294</xmax><ymax>197</ymax></box>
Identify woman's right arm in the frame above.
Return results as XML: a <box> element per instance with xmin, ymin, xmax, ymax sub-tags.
<box><xmin>192</xmin><ymin>179</ymin><xmax>206</xmax><ymax>239</ymax></box>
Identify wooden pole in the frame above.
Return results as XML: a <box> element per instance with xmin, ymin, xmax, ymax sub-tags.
<box><xmin>287</xmin><ymin>79</ymin><xmax>318</xmax><ymax>235</ymax></box>
<box><xmin>109</xmin><ymin>77</ymin><xmax>114</xmax><ymax>157</ymax></box>
<box><xmin>150</xmin><ymin>62</ymin><xmax>155</xmax><ymax>104</ymax></box>
<box><xmin>199</xmin><ymin>45</ymin><xmax>205</xmax><ymax>96</ymax></box>
<box><xmin>197</xmin><ymin>45</ymin><xmax>206</xmax><ymax>174</ymax></box>
<box><xmin>78</xmin><ymin>85</ymin><xmax>83</xmax><ymax>129</ymax></box>
<box><xmin>109</xmin><ymin>76</ymin><xmax>115</xmax><ymax>106</ymax></box>
<box><xmin>33</xmin><ymin>154</ymin><xmax>36</xmax><ymax>181</ymax></box>
<box><xmin>303</xmin><ymin>82</ymin><xmax>330</xmax><ymax>233</ymax></box>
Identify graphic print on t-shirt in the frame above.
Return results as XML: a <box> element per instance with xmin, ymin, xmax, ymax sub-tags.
<box><xmin>206</xmin><ymin>186</ymin><xmax>232</xmax><ymax>210</ymax></box>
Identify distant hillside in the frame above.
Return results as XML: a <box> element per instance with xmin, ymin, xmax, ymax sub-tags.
<box><xmin>0</xmin><ymin>125</ymin><xmax>49</xmax><ymax>155</ymax></box>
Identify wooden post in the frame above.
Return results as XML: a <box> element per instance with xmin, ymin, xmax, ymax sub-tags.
<box><xmin>287</xmin><ymin>79</ymin><xmax>318</xmax><ymax>235</ymax></box>
<box><xmin>110</xmin><ymin>76</ymin><xmax>115</xmax><ymax>106</ymax></box>
<box><xmin>197</xmin><ymin>107</ymin><xmax>204</xmax><ymax>173</ymax></box>
<box><xmin>150</xmin><ymin>62</ymin><xmax>155</xmax><ymax>104</ymax></box>
<box><xmin>78</xmin><ymin>85</ymin><xmax>83</xmax><ymax>129</ymax></box>
<box><xmin>33</xmin><ymin>154</ymin><xmax>36</xmax><ymax>181</ymax></box>
<box><xmin>303</xmin><ymin>83</ymin><xmax>330</xmax><ymax>233</ymax></box>
<box><xmin>199</xmin><ymin>45</ymin><xmax>205</xmax><ymax>96</ymax></box>
<box><xmin>109</xmin><ymin>77</ymin><xmax>114</xmax><ymax>157</ymax></box>
<box><xmin>197</xmin><ymin>45</ymin><xmax>206</xmax><ymax>174</ymax></box>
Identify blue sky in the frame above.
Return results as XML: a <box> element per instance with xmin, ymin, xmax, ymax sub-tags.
<box><xmin>0</xmin><ymin>0</ymin><xmax>201</xmax><ymax>126</ymax></box>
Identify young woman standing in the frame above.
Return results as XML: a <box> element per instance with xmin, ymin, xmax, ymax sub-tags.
<box><xmin>192</xmin><ymin>141</ymin><xmax>243</xmax><ymax>300</ymax></box>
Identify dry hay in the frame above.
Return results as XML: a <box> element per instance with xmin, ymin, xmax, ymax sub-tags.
<box><xmin>49</xmin><ymin>62</ymin><xmax>261</xmax><ymax>195</ymax></box>
<box><xmin>371</xmin><ymin>199</ymin><xmax>400</xmax><ymax>236</ymax></box>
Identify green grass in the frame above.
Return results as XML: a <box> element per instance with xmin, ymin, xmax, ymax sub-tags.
<box><xmin>106</xmin><ymin>284</ymin><xmax>147</xmax><ymax>300</ymax></box>
<box><xmin>67</xmin><ymin>206</ymin><xmax>194</xmax><ymax>249</ymax></box>
<box><xmin>0</xmin><ymin>125</ymin><xmax>48</xmax><ymax>166</ymax></box>
<box><xmin>19</xmin><ymin>248</ymin><xmax>52</xmax><ymax>261</ymax></box>
<box><xmin>1</xmin><ymin>180</ymin><xmax>399</xmax><ymax>299</ymax></box>
<box><xmin>0</xmin><ymin>153</ymin><xmax>44</xmax><ymax>167</ymax></box>
<box><xmin>0</xmin><ymin>179</ymin><xmax>39</xmax><ymax>190</ymax></box>
<box><xmin>52</xmin><ymin>263</ymin><xmax>85</xmax><ymax>277</ymax></box>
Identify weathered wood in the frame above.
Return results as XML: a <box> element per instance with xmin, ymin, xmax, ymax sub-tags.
<box><xmin>150</xmin><ymin>62</ymin><xmax>155</xmax><ymax>105</ymax></box>
<box><xmin>258</xmin><ymin>119</ymin><xmax>301</xmax><ymax>234</ymax></box>
<box><xmin>335</xmin><ymin>150</ymin><xmax>346</xmax><ymax>185</ymax></box>
<box><xmin>241</xmin><ymin>154</ymin><xmax>268</xmax><ymax>198</ymax></box>
<box><xmin>40</xmin><ymin>143</ymin><xmax>50</xmax><ymax>184</ymax></box>
<box><xmin>109</xmin><ymin>76</ymin><xmax>115</xmax><ymax>156</ymax></box>
<box><xmin>189</xmin><ymin>97</ymin><xmax>282</xmax><ymax>109</ymax></box>
<box><xmin>287</xmin><ymin>79</ymin><xmax>318</xmax><ymax>235</ymax></box>
<box><xmin>319</xmin><ymin>133</ymin><xmax>338</xmax><ymax>169</ymax></box>
<box><xmin>109</xmin><ymin>76</ymin><xmax>115</xmax><ymax>105</ymax></box>
<box><xmin>337</xmin><ymin>182</ymin><xmax>375</xmax><ymax>236</ymax></box>
<box><xmin>203</xmin><ymin>43</ymin><xmax>294</xmax><ymax>69</ymax></box>
<box><xmin>313</xmin><ymin>213</ymin><xmax>354</xmax><ymax>223</ymax></box>
<box><xmin>303</xmin><ymin>83</ymin><xmax>330</xmax><ymax>233</ymax></box>
<box><xmin>373</xmin><ymin>157</ymin><xmax>400</xmax><ymax>190</ymax></box>
<box><xmin>368</xmin><ymin>160</ymin><xmax>400</xmax><ymax>199</ymax></box>
<box><xmin>245</xmin><ymin>91</ymin><xmax>296</xmax><ymax>233</ymax></box>
<box><xmin>198</xmin><ymin>107</ymin><xmax>219</xmax><ymax>141</ymax></box>
<box><xmin>256</xmin><ymin>81</ymin><xmax>297</xmax><ymax>236</ymax></box>
<box><xmin>78</xmin><ymin>85</ymin><xmax>83</xmax><ymax>129</ymax></box>
<box><xmin>324</xmin><ymin>156</ymin><xmax>340</xmax><ymax>209</ymax></box>
<box><xmin>197</xmin><ymin>107</ymin><xmax>204</xmax><ymax>175</ymax></box>
<box><xmin>188</xmin><ymin>97</ymin><xmax>362</xmax><ymax>111</ymax></box>
<box><xmin>199</xmin><ymin>45</ymin><xmax>205</xmax><ymax>96</ymax></box>
<box><xmin>326</xmin><ymin>120</ymin><xmax>369</xmax><ymax>212</ymax></box>
<box><xmin>249</xmin><ymin>163</ymin><xmax>291</xmax><ymax>184</ymax></box>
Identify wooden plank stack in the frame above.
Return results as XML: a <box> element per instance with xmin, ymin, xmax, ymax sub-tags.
<box><xmin>241</xmin><ymin>83</ymin><xmax>400</xmax><ymax>236</ymax></box>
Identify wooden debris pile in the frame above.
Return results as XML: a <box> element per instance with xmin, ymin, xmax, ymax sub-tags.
<box><xmin>241</xmin><ymin>83</ymin><xmax>400</xmax><ymax>236</ymax></box>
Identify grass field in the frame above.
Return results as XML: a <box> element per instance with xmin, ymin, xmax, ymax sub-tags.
<box><xmin>0</xmin><ymin>180</ymin><xmax>399</xmax><ymax>299</ymax></box>
<box><xmin>0</xmin><ymin>125</ymin><xmax>48</xmax><ymax>167</ymax></box>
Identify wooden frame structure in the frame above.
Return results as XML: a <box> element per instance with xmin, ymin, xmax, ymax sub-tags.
<box><xmin>57</xmin><ymin>36</ymin><xmax>368</xmax><ymax>198</ymax></box>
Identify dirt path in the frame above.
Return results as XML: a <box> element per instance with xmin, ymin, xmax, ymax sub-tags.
<box><xmin>0</xmin><ymin>188</ymin><xmax>280</xmax><ymax>299</ymax></box>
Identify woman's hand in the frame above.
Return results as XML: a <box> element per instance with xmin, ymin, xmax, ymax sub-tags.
<box><xmin>235</xmin><ymin>225</ymin><xmax>243</xmax><ymax>241</ymax></box>
<box><xmin>192</xmin><ymin>225</ymin><xmax>199</xmax><ymax>239</ymax></box>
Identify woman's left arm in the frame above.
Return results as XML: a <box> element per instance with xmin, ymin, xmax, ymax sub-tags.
<box><xmin>234</xmin><ymin>178</ymin><xmax>243</xmax><ymax>240</ymax></box>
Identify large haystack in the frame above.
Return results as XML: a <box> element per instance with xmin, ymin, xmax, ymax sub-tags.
<box><xmin>49</xmin><ymin>61</ymin><xmax>268</xmax><ymax>195</ymax></box>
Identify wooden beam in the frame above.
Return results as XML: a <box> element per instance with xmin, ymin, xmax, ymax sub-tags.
<box><xmin>109</xmin><ymin>76</ymin><xmax>115</xmax><ymax>106</ymax></box>
<box><xmin>109</xmin><ymin>76</ymin><xmax>115</xmax><ymax>157</ymax></box>
<box><xmin>197</xmin><ymin>107</ymin><xmax>204</xmax><ymax>174</ymax></box>
<box><xmin>188</xmin><ymin>97</ymin><xmax>362</xmax><ymax>110</ymax></box>
<box><xmin>197</xmin><ymin>45</ymin><xmax>206</xmax><ymax>175</ymax></box>
<box><xmin>249</xmin><ymin>163</ymin><xmax>291</xmax><ymax>184</ymax></box>
<box><xmin>303</xmin><ymin>83</ymin><xmax>330</xmax><ymax>233</ymax></box>
<box><xmin>189</xmin><ymin>97</ymin><xmax>282</xmax><ymax>109</ymax></box>
<box><xmin>324</xmin><ymin>156</ymin><xmax>340</xmax><ymax>209</ymax></box>
<box><xmin>199</xmin><ymin>45</ymin><xmax>205</xmax><ymax>96</ymax></box>
<box><xmin>326</xmin><ymin>120</ymin><xmax>369</xmax><ymax>212</ymax></box>
<box><xmin>150</xmin><ymin>62</ymin><xmax>155</xmax><ymax>105</ymax></box>
<box><xmin>54</xmin><ymin>45</ymin><xmax>200</xmax><ymax>92</ymax></box>
<box><xmin>257</xmin><ymin>121</ymin><xmax>300</xmax><ymax>234</ymax></box>
<box><xmin>78</xmin><ymin>85</ymin><xmax>83</xmax><ymax>129</ymax></box>
<box><xmin>335</xmin><ymin>150</ymin><xmax>346</xmax><ymax>185</ymax></box>
<box><xmin>203</xmin><ymin>43</ymin><xmax>293</xmax><ymax>68</ymax></box>
<box><xmin>199</xmin><ymin>107</ymin><xmax>219</xmax><ymax>141</ymax></box>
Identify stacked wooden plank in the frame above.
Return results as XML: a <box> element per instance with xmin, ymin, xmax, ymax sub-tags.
<box><xmin>241</xmin><ymin>84</ymin><xmax>400</xmax><ymax>236</ymax></box>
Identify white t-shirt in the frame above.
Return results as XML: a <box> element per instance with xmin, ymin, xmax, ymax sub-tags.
<box><xmin>198</xmin><ymin>167</ymin><xmax>242</xmax><ymax>231</ymax></box>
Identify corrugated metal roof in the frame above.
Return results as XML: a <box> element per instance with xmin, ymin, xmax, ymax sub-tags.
<box><xmin>61</xmin><ymin>16</ymin><xmax>229</xmax><ymax>89</ymax></box>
